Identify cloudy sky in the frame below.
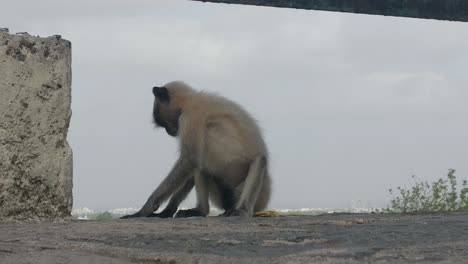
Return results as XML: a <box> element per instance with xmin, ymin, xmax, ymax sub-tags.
<box><xmin>2</xmin><ymin>0</ymin><xmax>468</xmax><ymax>211</ymax></box>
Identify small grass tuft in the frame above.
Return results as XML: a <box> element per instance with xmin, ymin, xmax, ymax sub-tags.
<box><xmin>388</xmin><ymin>169</ymin><xmax>468</xmax><ymax>213</ymax></box>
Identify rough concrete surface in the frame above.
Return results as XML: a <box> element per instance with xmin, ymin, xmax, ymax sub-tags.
<box><xmin>0</xmin><ymin>31</ymin><xmax>73</xmax><ymax>221</ymax></box>
<box><xmin>0</xmin><ymin>212</ymin><xmax>467</xmax><ymax>263</ymax></box>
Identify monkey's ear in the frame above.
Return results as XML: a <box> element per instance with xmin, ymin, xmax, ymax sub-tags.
<box><xmin>153</xmin><ymin>86</ymin><xmax>170</xmax><ymax>102</ymax></box>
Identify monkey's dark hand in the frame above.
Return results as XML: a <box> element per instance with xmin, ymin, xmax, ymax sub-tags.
<box><xmin>120</xmin><ymin>214</ymin><xmax>137</xmax><ymax>219</ymax></box>
<box><xmin>120</xmin><ymin>212</ymin><xmax>144</xmax><ymax>219</ymax></box>
<box><xmin>174</xmin><ymin>208</ymin><xmax>206</xmax><ymax>218</ymax></box>
<box><xmin>120</xmin><ymin>210</ymin><xmax>155</xmax><ymax>219</ymax></box>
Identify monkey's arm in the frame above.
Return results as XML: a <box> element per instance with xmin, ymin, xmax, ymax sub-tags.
<box><xmin>121</xmin><ymin>157</ymin><xmax>195</xmax><ymax>219</ymax></box>
<box><xmin>150</xmin><ymin>176</ymin><xmax>194</xmax><ymax>218</ymax></box>
<box><xmin>174</xmin><ymin>169</ymin><xmax>210</xmax><ymax>218</ymax></box>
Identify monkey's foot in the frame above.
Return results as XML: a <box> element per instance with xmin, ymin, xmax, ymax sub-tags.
<box><xmin>174</xmin><ymin>208</ymin><xmax>206</xmax><ymax>218</ymax></box>
<box><xmin>217</xmin><ymin>209</ymin><xmax>234</xmax><ymax>217</ymax></box>
<box><xmin>219</xmin><ymin>208</ymin><xmax>248</xmax><ymax>217</ymax></box>
<box><xmin>149</xmin><ymin>208</ymin><xmax>177</xmax><ymax>218</ymax></box>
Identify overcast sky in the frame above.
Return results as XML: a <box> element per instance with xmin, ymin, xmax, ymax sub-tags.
<box><xmin>2</xmin><ymin>0</ymin><xmax>468</xmax><ymax>211</ymax></box>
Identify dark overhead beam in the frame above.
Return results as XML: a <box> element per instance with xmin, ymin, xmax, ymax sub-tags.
<box><xmin>189</xmin><ymin>0</ymin><xmax>468</xmax><ymax>22</ymax></box>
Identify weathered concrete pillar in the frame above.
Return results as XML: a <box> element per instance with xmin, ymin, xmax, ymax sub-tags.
<box><xmin>0</xmin><ymin>30</ymin><xmax>73</xmax><ymax>221</ymax></box>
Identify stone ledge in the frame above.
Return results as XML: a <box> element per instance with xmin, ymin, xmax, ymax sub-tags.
<box><xmin>0</xmin><ymin>213</ymin><xmax>467</xmax><ymax>263</ymax></box>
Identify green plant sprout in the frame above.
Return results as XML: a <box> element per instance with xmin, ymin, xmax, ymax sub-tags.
<box><xmin>388</xmin><ymin>169</ymin><xmax>468</xmax><ymax>213</ymax></box>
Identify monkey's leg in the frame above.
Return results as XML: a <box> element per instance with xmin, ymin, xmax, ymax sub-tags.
<box><xmin>150</xmin><ymin>176</ymin><xmax>194</xmax><ymax>218</ymax></box>
<box><xmin>175</xmin><ymin>170</ymin><xmax>210</xmax><ymax>218</ymax></box>
<box><xmin>226</xmin><ymin>156</ymin><xmax>266</xmax><ymax>217</ymax></box>
<box><xmin>121</xmin><ymin>157</ymin><xmax>194</xmax><ymax>219</ymax></box>
<box><xmin>210</xmin><ymin>179</ymin><xmax>237</xmax><ymax>217</ymax></box>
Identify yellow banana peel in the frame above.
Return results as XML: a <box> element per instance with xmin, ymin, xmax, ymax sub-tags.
<box><xmin>254</xmin><ymin>210</ymin><xmax>281</xmax><ymax>217</ymax></box>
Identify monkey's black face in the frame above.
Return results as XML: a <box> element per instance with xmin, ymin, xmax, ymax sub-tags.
<box><xmin>153</xmin><ymin>104</ymin><xmax>178</xmax><ymax>137</ymax></box>
<box><xmin>152</xmin><ymin>86</ymin><xmax>180</xmax><ymax>137</ymax></box>
<box><xmin>152</xmin><ymin>108</ymin><xmax>165</xmax><ymax>128</ymax></box>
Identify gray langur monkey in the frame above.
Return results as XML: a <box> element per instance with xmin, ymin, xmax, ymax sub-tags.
<box><xmin>121</xmin><ymin>81</ymin><xmax>271</xmax><ymax>218</ymax></box>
